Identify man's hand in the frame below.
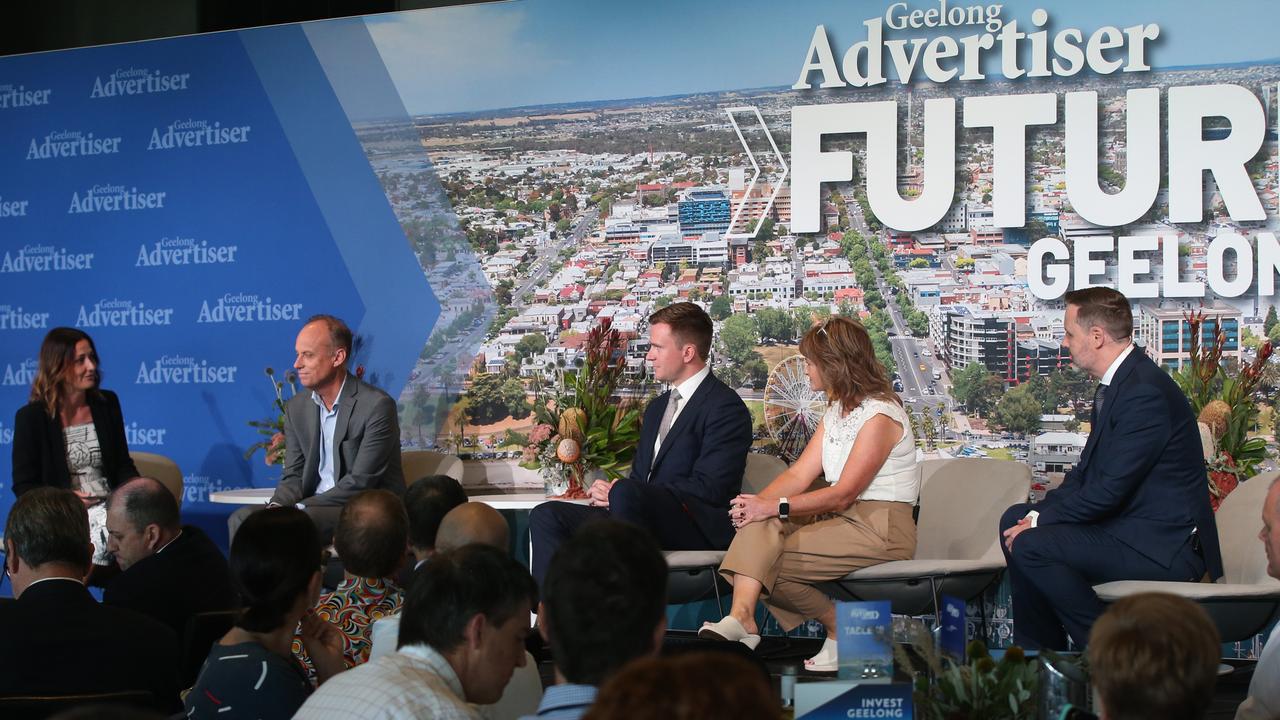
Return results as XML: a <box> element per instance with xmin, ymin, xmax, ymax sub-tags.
<box><xmin>587</xmin><ymin>479</ymin><xmax>613</xmax><ymax>508</ymax></box>
<box><xmin>300</xmin><ymin>612</ymin><xmax>347</xmax><ymax>684</ymax></box>
<box><xmin>1003</xmin><ymin>516</ymin><xmax>1033</xmax><ymax>551</ymax></box>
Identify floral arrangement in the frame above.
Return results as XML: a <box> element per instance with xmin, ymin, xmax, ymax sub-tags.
<box><xmin>245</xmin><ymin>364</ymin><xmax>364</xmax><ymax>466</ymax></box>
<box><xmin>1174</xmin><ymin>310</ymin><xmax>1274</xmax><ymax>508</ymax></box>
<box><xmin>893</xmin><ymin>625</ymin><xmax>1040</xmax><ymax>720</ymax></box>
<box><xmin>520</xmin><ymin>319</ymin><xmax>645</xmax><ymax>497</ymax></box>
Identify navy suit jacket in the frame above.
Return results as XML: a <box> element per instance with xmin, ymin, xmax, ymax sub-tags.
<box><xmin>627</xmin><ymin>371</ymin><xmax>753</xmax><ymax>549</ymax></box>
<box><xmin>1037</xmin><ymin>348</ymin><xmax>1223</xmax><ymax>579</ymax></box>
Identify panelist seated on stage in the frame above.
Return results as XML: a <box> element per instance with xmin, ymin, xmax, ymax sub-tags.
<box><xmin>11</xmin><ymin>327</ymin><xmax>140</xmax><ymax>570</ymax></box>
<box><xmin>229</xmin><ymin>314</ymin><xmax>404</xmax><ymax>543</ymax></box>
<box><xmin>999</xmin><ymin>287</ymin><xmax>1223</xmax><ymax>651</ymax></box>
<box><xmin>103</xmin><ymin>476</ymin><xmax>238</xmax><ymax>638</ymax></box>
<box><xmin>529</xmin><ymin>302</ymin><xmax>753</xmax><ymax>586</ymax></box>
<box><xmin>0</xmin><ymin>487</ymin><xmax>180</xmax><ymax>711</ymax></box>
<box><xmin>698</xmin><ymin>316</ymin><xmax>919</xmax><ymax>673</ymax></box>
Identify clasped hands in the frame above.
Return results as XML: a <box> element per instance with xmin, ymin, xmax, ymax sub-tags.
<box><xmin>728</xmin><ymin>493</ymin><xmax>773</xmax><ymax>530</ymax></box>
<box><xmin>587</xmin><ymin>479</ymin><xmax>613</xmax><ymax>507</ymax></box>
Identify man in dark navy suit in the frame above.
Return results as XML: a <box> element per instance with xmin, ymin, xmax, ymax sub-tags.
<box><xmin>1000</xmin><ymin>287</ymin><xmax>1223</xmax><ymax>650</ymax></box>
<box><xmin>530</xmin><ymin>302</ymin><xmax>753</xmax><ymax>585</ymax></box>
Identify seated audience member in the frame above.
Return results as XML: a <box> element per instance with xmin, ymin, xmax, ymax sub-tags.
<box><xmin>404</xmin><ymin>474</ymin><xmax>469</xmax><ymax>569</ymax></box>
<box><xmin>0</xmin><ymin>487</ymin><xmax>180</xmax><ymax>710</ymax></box>
<box><xmin>369</xmin><ymin>500</ymin><xmax>511</xmax><ymax>660</ymax></box>
<box><xmin>521</xmin><ymin>520</ymin><xmax>668</xmax><ymax>720</ymax></box>
<box><xmin>229</xmin><ymin>315</ymin><xmax>405</xmax><ymax>544</ymax></box>
<box><xmin>185</xmin><ymin>509</ymin><xmax>346</xmax><ymax>719</ymax></box>
<box><xmin>295</xmin><ymin>544</ymin><xmax>537</xmax><ymax>720</ymax></box>
<box><xmin>103</xmin><ymin>476</ymin><xmax>237</xmax><ymax>637</ymax></box>
<box><xmin>700</xmin><ymin>317</ymin><xmax>918</xmax><ymax>672</ymax></box>
<box><xmin>293</xmin><ymin>489</ymin><xmax>409</xmax><ymax>683</ymax></box>
<box><xmin>1237</xmin><ymin>475</ymin><xmax>1280</xmax><ymax>720</ymax></box>
<box><xmin>1088</xmin><ymin>592</ymin><xmax>1220</xmax><ymax>720</ymax></box>
<box><xmin>581</xmin><ymin>652</ymin><xmax>780</xmax><ymax>720</ymax></box>
<box><xmin>368</xmin><ymin>502</ymin><xmax>537</xmax><ymax>720</ymax></box>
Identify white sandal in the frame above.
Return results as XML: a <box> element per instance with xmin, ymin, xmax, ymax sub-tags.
<box><xmin>804</xmin><ymin>637</ymin><xmax>838</xmax><ymax>672</ymax></box>
<box><xmin>698</xmin><ymin>616</ymin><xmax>762</xmax><ymax>650</ymax></box>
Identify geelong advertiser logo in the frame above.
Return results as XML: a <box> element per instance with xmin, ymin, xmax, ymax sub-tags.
<box><xmin>76</xmin><ymin>298</ymin><xmax>175</xmax><ymax>328</ymax></box>
<box><xmin>0</xmin><ymin>305</ymin><xmax>50</xmax><ymax>331</ymax></box>
<box><xmin>0</xmin><ymin>83</ymin><xmax>51</xmax><ymax>109</ymax></box>
<box><xmin>68</xmin><ymin>183</ymin><xmax>166</xmax><ymax>214</ymax></box>
<box><xmin>2</xmin><ymin>358</ymin><xmax>38</xmax><ymax>387</ymax></box>
<box><xmin>2</xmin><ymin>244</ymin><xmax>94</xmax><ymax>273</ymax></box>
<box><xmin>0</xmin><ymin>420</ymin><xmax>12</xmax><ymax>445</ymax></box>
<box><xmin>148</xmin><ymin>119</ymin><xmax>251</xmax><ymax>150</ymax></box>
<box><xmin>136</xmin><ymin>355</ymin><xmax>238</xmax><ymax>385</ymax></box>
<box><xmin>198</xmin><ymin>293</ymin><xmax>303</xmax><ymax>323</ymax></box>
<box><xmin>0</xmin><ymin>195</ymin><xmax>29</xmax><ymax>218</ymax></box>
<box><xmin>27</xmin><ymin>129</ymin><xmax>122</xmax><ymax>160</ymax></box>
<box><xmin>125</xmin><ymin>421</ymin><xmax>167</xmax><ymax>447</ymax></box>
<box><xmin>90</xmin><ymin>67</ymin><xmax>190</xmax><ymax>98</ymax></box>
<box><xmin>137</xmin><ymin>236</ymin><xmax>238</xmax><ymax>267</ymax></box>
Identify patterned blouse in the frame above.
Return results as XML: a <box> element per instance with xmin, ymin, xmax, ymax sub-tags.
<box><xmin>292</xmin><ymin>576</ymin><xmax>404</xmax><ymax>685</ymax></box>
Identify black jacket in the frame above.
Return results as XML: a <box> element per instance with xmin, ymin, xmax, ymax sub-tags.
<box><xmin>11</xmin><ymin>389</ymin><xmax>139</xmax><ymax>496</ymax></box>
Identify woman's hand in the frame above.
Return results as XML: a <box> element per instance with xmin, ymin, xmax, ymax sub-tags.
<box><xmin>300</xmin><ymin>612</ymin><xmax>347</xmax><ymax>684</ymax></box>
<box><xmin>728</xmin><ymin>493</ymin><xmax>776</xmax><ymax>529</ymax></box>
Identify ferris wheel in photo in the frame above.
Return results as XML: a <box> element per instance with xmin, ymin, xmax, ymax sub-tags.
<box><xmin>762</xmin><ymin>355</ymin><xmax>826</xmax><ymax>462</ymax></box>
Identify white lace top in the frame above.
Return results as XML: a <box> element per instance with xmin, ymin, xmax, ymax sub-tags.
<box><xmin>821</xmin><ymin>398</ymin><xmax>919</xmax><ymax>503</ymax></box>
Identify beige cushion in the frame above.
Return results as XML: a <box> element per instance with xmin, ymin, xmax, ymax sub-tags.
<box><xmin>1094</xmin><ymin>579</ymin><xmax>1280</xmax><ymax>602</ymax></box>
<box><xmin>844</xmin><ymin>557</ymin><xmax>1006</xmax><ymax>580</ymax></box>
<box><xmin>402</xmin><ymin>450</ymin><xmax>464</xmax><ymax>483</ymax></box>
<box><xmin>129</xmin><ymin>451</ymin><xmax>184</xmax><ymax>506</ymax></box>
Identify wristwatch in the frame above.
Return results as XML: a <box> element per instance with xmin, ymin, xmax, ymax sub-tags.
<box><xmin>778</xmin><ymin>497</ymin><xmax>790</xmax><ymax>521</ymax></box>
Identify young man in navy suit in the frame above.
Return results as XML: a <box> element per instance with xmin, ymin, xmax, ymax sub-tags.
<box><xmin>529</xmin><ymin>302</ymin><xmax>753</xmax><ymax>586</ymax></box>
<box><xmin>999</xmin><ymin>287</ymin><xmax>1222</xmax><ymax>650</ymax></box>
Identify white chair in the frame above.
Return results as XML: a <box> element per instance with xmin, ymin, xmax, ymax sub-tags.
<box><xmin>402</xmin><ymin>450</ymin><xmax>464</xmax><ymax>484</ymax></box>
<box><xmin>129</xmin><ymin>451</ymin><xmax>184</xmax><ymax>506</ymax></box>
<box><xmin>1092</xmin><ymin>470</ymin><xmax>1280</xmax><ymax>643</ymax></box>
<box><xmin>818</xmin><ymin>458</ymin><xmax>1031</xmax><ymax>619</ymax></box>
<box><xmin>665</xmin><ymin>453</ymin><xmax>789</xmax><ymax>610</ymax></box>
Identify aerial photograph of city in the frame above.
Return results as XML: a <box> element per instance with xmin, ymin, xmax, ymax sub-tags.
<box><xmin>352</xmin><ymin>1</ymin><xmax>1280</xmax><ymax>527</ymax></box>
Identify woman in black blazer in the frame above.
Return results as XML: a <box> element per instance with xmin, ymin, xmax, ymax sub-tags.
<box><xmin>11</xmin><ymin>327</ymin><xmax>138</xmax><ymax>567</ymax></box>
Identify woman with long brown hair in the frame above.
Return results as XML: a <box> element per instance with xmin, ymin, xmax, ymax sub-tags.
<box><xmin>11</xmin><ymin>327</ymin><xmax>139</xmax><ymax>567</ymax></box>
<box><xmin>698</xmin><ymin>316</ymin><xmax>919</xmax><ymax>672</ymax></box>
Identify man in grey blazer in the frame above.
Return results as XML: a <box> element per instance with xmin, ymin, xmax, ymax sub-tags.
<box><xmin>229</xmin><ymin>315</ymin><xmax>404</xmax><ymax>543</ymax></box>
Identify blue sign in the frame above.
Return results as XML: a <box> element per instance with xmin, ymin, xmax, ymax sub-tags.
<box><xmin>940</xmin><ymin>594</ymin><xmax>966</xmax><ymax>660</ymax></box>
<box><xmin>837</xmin><ymin>600</ymin><xmax>893</xmax><ymax>681</ymax></box>
<box><xmin>801</xmin><ymin>683</ymin><xmax>913</xmax><ymax>720</ymax></box>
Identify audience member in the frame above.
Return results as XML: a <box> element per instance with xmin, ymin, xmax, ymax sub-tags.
<box><xmin>102</xmin><ymin>476</ymin><xmax>237</xmax><ymax>637</ymax></box>
<box><xmin>521</xmin><ymin>520</ymin><xmax>668</xmax><ymax>720</ymax></box>
<box><xmin>293</xmin><ymin>489</ymin><xmax>408</xmax><ymax>683</ymax></box>
<box><xmin>296</xmin><ymin>544</ymin><xmax>536</xmax><ymax>720</ymax></box>
<box><xmin>1088</xmin><ymin>592</ymin><xmax>1220</xmax><ymax>720</ymax></box>
<box><xmin>701</xmin><ymin>316</ymin><xmax>918</xmax><ymax>673</ymax></box>
<box><xmin>404</xmin><ymin>474</ymin><xmax>468</xmax><ymax>568</ymax></box>
<box><xmin>0</xmin><ymin>487</ymin><xmax>179</xmax><ymax>710</ymax></box>
<box><xmin>229</xmin><ymin>314</ymin><xmax>405</xmax><ymax>543</ymax></box>
<box><xmin>11</xmin><ymin>327</ymin><xmax>139</xmax><ymax>569</ymax></box>
<box><xmin>581</xmin><ymin>652</ymin><xmax>780</xmax><ymax>720</ymax></box>
<box><xmin>185</xmin><ymin>508</ymin><xmax>346</xmax><ymax>719</ymax></box>
<box><xmin>1001</xmin><ymin>288</ymin><xmax>1221</xmax><ymax>650</ymax></box>
<box><xmin>531</xmin><ymin>302</ymin><xmax>753</xmax><ymax>585</ymax></box>
<box><xmin>1236</xmin><ymin>474</ymin><xmax>1280</xmax><ymax>720</ymax></box>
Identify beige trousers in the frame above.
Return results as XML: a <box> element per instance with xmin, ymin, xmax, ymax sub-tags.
<box><xmin>718</xmin><ymin>500</ymin><xmax>916</xmax><ymax>630</ymax></box>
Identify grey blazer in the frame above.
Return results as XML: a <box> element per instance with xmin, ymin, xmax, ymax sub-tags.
<box><xmin>269</xmin><ymin>374</ymin><xmax>405</xmax><ymax>507</ymax></box>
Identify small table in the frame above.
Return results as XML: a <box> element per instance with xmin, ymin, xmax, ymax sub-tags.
<box><xmin>208</xmin><ymin>488</ymin><xmax>274</xmax><ymax>505</ymax></box>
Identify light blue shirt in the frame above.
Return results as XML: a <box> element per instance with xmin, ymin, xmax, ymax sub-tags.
<box><xmin>519</xmin><ymin>683</ymin><xmax>597</xmax><ymax>720</ymax></box>
<box><xmin>311</xmin><ymin>375</ymin><xmax>347</xmax><ymax>497</ymax></box>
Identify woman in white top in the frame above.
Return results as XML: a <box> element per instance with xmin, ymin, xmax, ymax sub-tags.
<box><xmin>699</xmin><ymin>316</ymin><xmax>920</xmax><ymax>671</ymax></box>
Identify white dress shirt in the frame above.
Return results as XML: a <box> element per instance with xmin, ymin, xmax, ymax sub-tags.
<box><xmin>653</xmin><ymin>364</ymin><xmax>709</xmax><ymax>459</ymax></box>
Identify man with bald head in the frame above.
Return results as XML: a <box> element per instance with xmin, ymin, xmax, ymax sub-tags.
<box><xmin>436</xmin><ymin>501</ymin><xmax>511</xmax><ymax>553</ymax></box>
<box><xmin>103</xmin><ymin>476</ymin><xmax>236</xmax><ymax>636</ymax></box>
<box><xmin>230</xmin><ymin>314</ymin><xmax>405</xmax><ymax>543</ymax></box>
<box><xmin>294</xmin><ymin>488</ymin><xmax>409</xmax><ymax>683</ymax></box>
